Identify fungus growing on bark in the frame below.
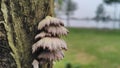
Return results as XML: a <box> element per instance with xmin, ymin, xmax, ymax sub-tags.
<box><xmin>32</xmin><ymin>37</ymin><xmax>67</xmax><ymax>53</ymax></box>
<box><xmin>35</xmin><ymin>32</ymin><xmax>51</xmax><ymax>39</ymax></box>
<box><xmin>32</xmin><ymin>16</ymin><xmax>69</xmax><ymax>68</ymax></box>
<box><xmin>38</xmin><ymin>16</ymin><xmax>64</xmax><ymax>30</ymax></box>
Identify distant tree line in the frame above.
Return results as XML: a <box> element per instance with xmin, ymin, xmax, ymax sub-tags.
<box><xmin>94</xmin><ymin>4</ymin><xmax>111</xmax><ymax>22</ymax></box>
<box><xmin>55</xmin><ymin>0</ymin><xmax>77</xmax><ymax>27</ymax></box>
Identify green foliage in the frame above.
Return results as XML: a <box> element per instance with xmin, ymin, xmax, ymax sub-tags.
<box><xmin>74</xmin><ymin>64</ymin><xmax>81</xmax><ymax>68</ymax></box>
<box><xmin>58</xmin><ymin>0</ymin><xmax>63</xmax><ymax>6</ymax></box>
<box><xmin>66</xmin><ymin>63</ymin><xmax>72</xmax><ymax>68</ymax></box>
<box><xmin>66</xmin><ymin>0</ymin><xmax>77</xmax><ymax>15</ymax></box>
<box><xmin>55</xmin><ymin>0</ymin><xmax>77</xmax><ymax>15</ymax></box>
<box><xmin>96</xmin><ymin>4</ymin><xmax>105</xmax><ymax>17</ymax></box>
<box><xmin>95</xmin><ymin>4</ymin><xmax>106</xmax><ymax>21</ymax></box>
<box><xmin>104</xmin><ymin>0</ymin><xmax>120</xmax><ymax>4</ymax></box>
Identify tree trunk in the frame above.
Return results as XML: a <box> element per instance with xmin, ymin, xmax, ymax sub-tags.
<box><xmin>0</xmin><ymin>0</ymin><xmax>52</xmax><ymax>68</ymax></box>
<box><xmin>113</xmin><ymin>3</ymin><xmax>117</xmax><ymax>29</ymax></box>
<box><xmin>66</xmin><ymin>13</ymin><xmax>70</xmax><ymax>27</ymax></box>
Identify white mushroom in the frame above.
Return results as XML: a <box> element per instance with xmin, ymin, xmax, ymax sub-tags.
<box><xmin>35</xmin><ymin>32</ymin><xmax>51</xmax><ymax>39</ymax></box>
<box><xmin>45</xmin><ymin>26</ymin><xmax>69</xmax><ymax>36</ymax></box>
<box><xmin>32</xmin><ymin>37</ymin><xmax>67</xmax><ymax>53</ymax></box>
<box><xmin>32</xmin><ymin>16</ymin><xmax>69</xmax><ymax>65</ymax></box>
<box><xmin>37</xmin><ymin>50</ymin><xmax>64</xmax><ymax>62</ymax></box>
<box><xmin>38</xmin><ymin>16</ymin><xmax>64</xmax><ymax>30</ymax></box>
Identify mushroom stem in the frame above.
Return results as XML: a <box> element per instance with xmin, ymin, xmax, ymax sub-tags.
<box><xmin>32</xmin><ymin>59</ymin><xmax>39</xmax><ymax>68</ymax></box>
<box><xmin>47</xmin><ymin>61</ymin><xmax>53</xmax><ymax>68</ymax></box>
<box><xmin>41</xmin><ymin>63</ymin><xmax>48</xmax><ymax>68</ymax></box>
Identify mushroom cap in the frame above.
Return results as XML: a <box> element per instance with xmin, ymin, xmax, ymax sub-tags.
<box><xmin>32</xmin><ymin>37</ymin><xmax>67</xmax><ymax>53</ymax></box>
<box><xmin>45</xmin><ymin>26</ymin><xmax>69</xmax><ymax>36</ymax></box>
<box><xmin>35</xmin><ymin>26</ymin><xmax>69</xmax><ymax>39</ymax></box>
<box><xmin>37</xmin><ymin>50</ymin><xmax>64</xmax><ymax>62</ymax></box>
<box><xmin>35</xmin><ymin>32</ymin><xmax>51</xmax><ymax>39</ymax></box>
<box><xmin>38</xmin><ymin>16</ymin><xmax>64</xmax><ymax>30</ymax></box>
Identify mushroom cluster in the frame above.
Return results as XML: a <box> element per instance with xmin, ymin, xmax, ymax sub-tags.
<box><xmin>32</xmin><ymin>16</ymin><xmax>69</xmax><ymax>68</ymax></box>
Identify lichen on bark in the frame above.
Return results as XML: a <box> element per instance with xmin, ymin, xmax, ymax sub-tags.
<box><xmin>0</xmin><ymin>0</ymin><xmax>50</xmax><ymax>68</ymax></box>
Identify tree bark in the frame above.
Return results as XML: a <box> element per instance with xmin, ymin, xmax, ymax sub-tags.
<box><xmin>0</xmin><ymin>21</ymin><xmax>16</xmax><ymax>68</ymax></box>
<box><xmin>0</xmin><ymin>0</ymin><xmax>51</xmax><ymax>68</ymax></box>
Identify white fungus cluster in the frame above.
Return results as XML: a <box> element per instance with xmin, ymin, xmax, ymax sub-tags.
<box><xmin>32</xmin><ymin>16</ymin><xmax>69</xmax><ymax>68</ymax></box>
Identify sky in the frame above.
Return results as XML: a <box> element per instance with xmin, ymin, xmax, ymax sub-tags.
<box><xmin>73</xmin><ymin>0</ymin><xmax>120</xmax><ymax>19</ymax></box>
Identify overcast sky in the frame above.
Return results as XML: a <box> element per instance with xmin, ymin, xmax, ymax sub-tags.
<box><xmin>73</xmin><ymin>0</ymin><xmax>120</xmax><ymax>19</ymax></box>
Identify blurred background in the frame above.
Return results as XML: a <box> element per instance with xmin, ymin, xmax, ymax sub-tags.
<box><xmin>54</xmin><ymin>0</ymin><xmax>120</xmax><ymax>68</ymax></box>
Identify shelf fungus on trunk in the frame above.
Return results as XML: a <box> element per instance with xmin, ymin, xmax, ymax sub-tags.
<box><xmin>32</xmin><ymin>16</ymin><xmax>69</xmax><ymax>68</ymax></box>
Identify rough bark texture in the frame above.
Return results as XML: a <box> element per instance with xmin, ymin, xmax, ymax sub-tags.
<box><xmin>0</xmin><ymin>0</ymin><xmax>51</xmax><ymax>68</ymax></box>
<box><xmin>0</xmin><ymin>20</ymin><xmax>16</xmax><ymax>68</ymax></box>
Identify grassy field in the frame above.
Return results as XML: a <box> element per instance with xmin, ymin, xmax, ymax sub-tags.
<box><xmin>54</xmin><ymin>28</ymin><xmax>120</xmax><ymax>68</ymax></box>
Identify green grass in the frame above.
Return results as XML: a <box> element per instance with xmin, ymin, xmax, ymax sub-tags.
<box><xmin>54</xmin><ymin>28</ymin><xmax>120</xmax><ymax>68</ymax></box>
